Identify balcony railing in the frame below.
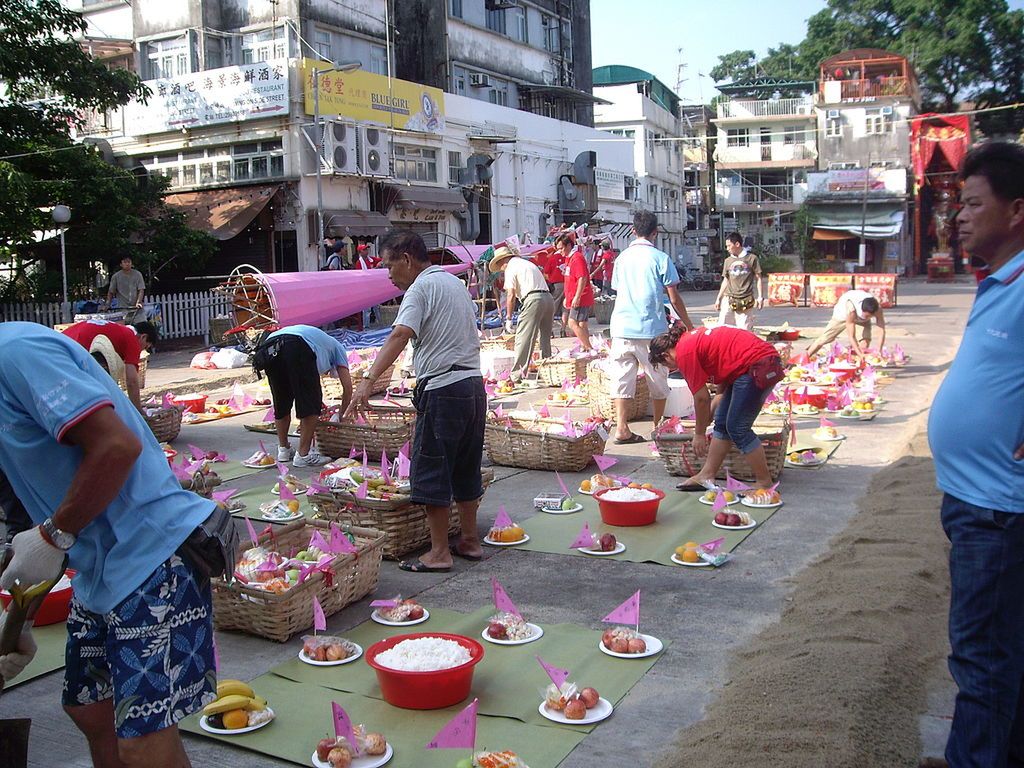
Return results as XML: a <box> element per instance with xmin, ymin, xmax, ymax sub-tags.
<box><xmin>742</xmin><ymin>184</ymin><xmax>793</xmax><ymax>204</ymax></box>
<box><xmin>716</xmin><ymin>97</ymin><xmax>814</xmax><ymax>120</ymax></box>
<box><xmin>148</xmin><ymin>151</ymin><xmax>287</xmax><ymax>190</ymax></box>
<box><xmin>821</xmin><ymin>76</ymin><xmax>910</xmax><ymax>102</ymax></box>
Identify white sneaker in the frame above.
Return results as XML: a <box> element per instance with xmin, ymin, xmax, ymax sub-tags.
<box><xmin>277</xmin><ymin>445</ymin><xmax>295</xmax><ymax>462</ymax></box>
<box><xmin>293</xmin><ymin>450</ymin><xmax>331</xmax><ymax>467</ymax></box>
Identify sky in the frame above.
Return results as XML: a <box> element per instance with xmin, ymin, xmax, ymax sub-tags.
<box><xmin>590</xmin><ymin>0</ymin><xmax>1024</xmax><ymax>105</ymax></box>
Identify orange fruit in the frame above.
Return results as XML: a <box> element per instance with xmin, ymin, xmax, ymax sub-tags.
<box><xmin>641</xmin><ymin>482</ymin><xmax>654</xmax><ymax>490</ymax></box>
<box><xmin>682</xmin><ymin>549</ymin><xmax>701</xmax><ymax>563</ymax></box>
<box><xmin>507</xmin><ymin>525</ymin><xmax>524</xmax><ymax>541</ymax></box>
<box><xmin>580</xmin><ymin>479</ymin><xmax>592</xmax><ymax>491</ymax></box>
<box><xmin>674</xmin><ymin>545</ymin><xmax>688</xmax><ymax>558</ymax></box>
<box><xmin>684</xmin><ymin>541</ymin><xmax>698</xmax><ymax>549</ymax></box>
<box><xmin>628</xmin><ymin>482</ymin><xmax>640</xmax><ymax>489</ymax></box>
<box><xmin>287</xmin><ymin>500</ymin><xmax>300</xmax><ymax>513</ymax></box>
<box><xmin>222</xmin><ymin>709</ymin><xmax>249</xmax><ymax>730</ymax></box>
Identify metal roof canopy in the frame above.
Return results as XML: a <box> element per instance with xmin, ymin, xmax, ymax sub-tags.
<box><xmin>716</xmin><ymin>77</ymin><xmax>816</xmax><ymax>99</ymax></box>
<box><xmin>518</xmin><ymin>83</ymin><xmax>611</xmax><ymax>106</ymax></box>
<box><xmin>592</xmin><ymin>64</ymin><xmax>679</xmax><ymax>113</ymax></box>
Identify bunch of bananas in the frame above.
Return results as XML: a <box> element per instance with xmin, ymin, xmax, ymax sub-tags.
<box><xmin>203</xmin><ymin>680</ymin><xmax>273</xmax><ymax>730</ymax></box>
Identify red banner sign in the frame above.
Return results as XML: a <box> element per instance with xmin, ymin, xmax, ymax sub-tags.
<box><xmin>853</xmin><ymin>274</ymin><xmax>898</xmax><ymax>308</ymax></box>
<box><xmin>809</xmin><ymin>275</ymin><xmax>853</xmax><ymax>307</ymax></box>
<box><xmin>767</xmin><ymin>274</ymin><xmax>806</xmax><ymax>306</ymax></box>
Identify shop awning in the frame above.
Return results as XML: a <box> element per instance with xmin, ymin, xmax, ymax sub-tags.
<box><xmin>808</xmin><ymin>203</ymin><xmax>905</xmax><ymax>239</ymax></box>
<box><xmin>518</xmin><ymin>83</ymin><xmax>612</xmax><ymax>105</ymax></box>
<box><xmin>164</xmin><ymin>184</ymin><xmax>279</xmax><ymax>241</ymax></box>
<box><xmin>322</xmin><ymin>210</ymin><xmax>392</xmax><ymax>237</ymax></box>
<box><xmin>386</xmin><ymin>184</ymin><xmax>468</xmax><ymax>212</ymax></box>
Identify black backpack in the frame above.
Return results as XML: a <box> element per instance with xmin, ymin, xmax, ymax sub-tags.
<box><xmin>250</xmin><ymin>329</ymin><xmax>276</xmax><ymax>380</ymax></box>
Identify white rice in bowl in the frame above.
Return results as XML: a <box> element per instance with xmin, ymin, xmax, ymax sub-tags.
<box><xmin>602</xmin><ymin>487</ymin><xmax>657</xmax><ymax>502</ymax></box>
<box><xmin>374</xmin><ymin>636</ymin><xmax>472</xmax><ymax>671</ymax></box>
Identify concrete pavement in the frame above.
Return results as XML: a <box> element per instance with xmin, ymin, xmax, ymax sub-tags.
<box><xmin>5</xmin><ymin>279</ymin><xmax>972</xmax><ymax>767</ymax></box>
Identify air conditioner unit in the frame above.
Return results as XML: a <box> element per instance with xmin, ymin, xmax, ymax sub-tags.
<box><xmin>304</xmin><ymin>121</ymin><xmax>358</xmax><ymax>175</ymax></box>
<box><xmin>796</xmin><ymin>104</ymin><xmax>811</xmax><ymax>115</ymax></box>
<box><xmin>469</xmin><ymin>73</ymin><xmax>492</xmax><ymax>88</ymax></box>
<box><xmin>827</xmin><ymin>109</ymin><xmax>840</xmax><ymax>119</ymax></box>
<box><xmin>669</xmin><ymin>189</ymin><xmax>678</xmax><ymax>199</ymax></box>
<box><xmin>880</xmin><ymin>106</ymin><xmax>893</xmax><ymax>116</ymax></box>
<box><xmin>358</xmin><ymin>126</ymin><xmax>391</xmax><ymax>177</ymax></box>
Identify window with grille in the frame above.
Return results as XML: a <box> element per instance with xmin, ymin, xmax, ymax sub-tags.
<box><xmin>393</xmin><ymin>144</ymin><xmax>438</xmax><ymax>183</ymax></box>
<box><xmin>242</xmin><ymin>26</ymin><xmax>288</xmax><ymax>64</ymax></box>
<box><xmin>825</xmin><ymin>118</ymin><xmax>841</xmax><ymax>138</ymax></box>
<box><xmin>864</xmin><ymin>108</ymin><xmax>889</xmax><ymax>135</ymax></box>
<box><xmin>145</xmin><ymin>36</ymin><xmax>189</xmax><ymax>80</ymax></box>
<box><xmin>726</xmin><ymin>128</ymin><xmax>749</xmax><ymax>147</ymax></box>
<box><xmin>448</xmin><ymin>151</ymin><xmax>462</xmax><ymax>185</ymax></box>
<box><xmin>314</xmin><ymin>30</ymin><xmax>332</xmax><ymax>60</ymax></box>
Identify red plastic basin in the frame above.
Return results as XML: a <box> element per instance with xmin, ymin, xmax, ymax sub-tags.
<box><xmin>779</xmin><ymin>329</ymin><xmax>801</xmax><ymax>341</ymax></box>
<box><xmin>828</xmin><ymin>363</ymin><xmax>859</xmax><ymax>383</ymax></box>
<box><xmin>164</xmin><ymin>447</ymin><xmax>178</xmax><ymax>466</ymax></box>
<box><xmin>594</xmin><ymin>487</ymin><xmax>665</xmax><ymax>526</ymax></box>
<box><xmin>0</xmin><ymin>569</ymin><xmax>75</xmax><ymax>626</ymax></box>
<box><xmin>365</xmin><ymin>633</ymin><xmax>484</xmax><ymax>710</ymax></box>
<box><xmin>789</xmin><ymin>385</ymin><xmax>828</xmax><ymax>409</ymax></box>
<box><xmin>174</xmin><ymin>394</ymin><xmax>208</xmax><ymax>413</ymax></box>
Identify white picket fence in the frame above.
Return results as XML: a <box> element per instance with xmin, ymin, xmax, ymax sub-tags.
<box><xmin>0</xmin><ymin>291</ymin><xmax>234</xmax><ymax>342</ymax></box>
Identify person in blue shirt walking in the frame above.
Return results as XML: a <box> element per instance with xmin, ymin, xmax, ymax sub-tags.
<box><xmin>0</xmin><ymin>323</ymin><xmax>232</xmax><ymax>767</ymax></box>
<box><xmin>927</xmin><ymin>141</ymin><xmax>1024</xmax><ymax>768</ymax></box>
<box><xmin>258</xmin><ymin>324</ymin><xmax>352</xmax><ymax>467</ymax></box>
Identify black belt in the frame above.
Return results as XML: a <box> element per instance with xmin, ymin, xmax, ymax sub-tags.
<box><xmin>525</xmin><ymin>290</ymin><xmax>550</xmax><ymax>298</ymax></box>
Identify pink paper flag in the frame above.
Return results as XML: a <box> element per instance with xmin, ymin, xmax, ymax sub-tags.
<box><xmin>310</xmin><ymin>529</ymin><xmax>331</xmax><ymax>552</ymax></box>
<box><xmin>396</xmin><ymin>451</ymin><xmax>411</xmax><ymax>478</ymax></box>
<box><xmin>330</xmin><ymin>524</ymin><xmax>358</xmax><ymax>554</ymax></box>
<box><xmin>370</xmin><ymin>598</ymin><xmax>399</xmax><ymax>609</ymax></box>
<box><xmin>332</xmin><ymin>702</ymin><xmax>360</xmax><ymax>756</ymax></box>
<box><xmin>276</xmin><ymin>460</ymin><xmax>290</xmax><ymax>478</ymax></box>
<box><xmin>725</xmin><ymin>472</ymin><xmax>749</xmax><ymax>492</ymax></box>
<box><xmin>355</xmin><ymin>481</ymin><xmax>368</xmax><ymax>499</ymax></box>
<box><xmin>306</xmin><ymin>482</ymin><xmax>329</xmax><ymax>497</ymax></box>
<box><xmin>349</xmin><ymin>446</ymin><xmax>358</xmax><ymax>459</ymax></box>
<box><xmin>494</xmin><ymin>404</ymin><xmax>505</xmax><ymax>419</ymax></box>
<box><xmin>493</xmin><ymin>505</ymin><xmax>513</xmax><ymax>529</ymax></box>
<box><xmin>362</xmin><ymin>449</ymin><xmax>369</xmax><ymax>471</ymax></box>
<box><xmin>602</xmin><ymin>589</ymin><xmax>640</xmax><ymax>625</ymax></box>
<box><xmin>700</xmin><ymin>536</ymin><xmax>726</xmax><ymax>554</ymax></box>
<box><xmin>491</xmin><ymin>577</ymin><xmax>522</xmax><ymax>618</ymax></box>
<box><xmin>312</xmin><ymin>595</ymin><xmax>327</xmax><ymax>632</ymax></box>
<box><xmin>593</xmin><ymin>453</ymin><xmax>617</xmax><ymax>472</ymax></box>
<box><xmin>554</xmin><ymin>471</ymin><xmax>571</xmax><ymax>497</ymax></box>
<box><xmin>279</xmin><ymin>483</ymin><xmax>297</xmax><ymax>501</ymax></box>
<box><xmin>537</xmin><ymin>404</ymin><xmax>551</xmax><ymax>418</ymax></box>
<box><xmin>188</xmin><ymin>443</ymin><xmax>205</xmax><ymax>460</ymax></box>
<box><xmin>426</xmin><ymin>698</ymin><xmax>478</xmax><ymax>750</ymax></box>
<box><xmin>536</xmin><ymin>656</ymin><xmax>570</xmax><ymax>688</ymax></box>
<box><xmin>484</xmin><ymin>381</ymin><xmax>497</xmax><ymax>398</ymax></box>
<box><xmin>569</xmin><ymin>522</ymin><xmax>594</xmax><ymax>549</ymax></box>
<box><xmin>820</xmin><ymin>416</ymin><xmax>835</xmax><ymax>428</ymax></box>
<box><xmin>712</xmin><ymin>491</ymin><xmax>728</xmax><ymax>512</ymax></box>
<box><xmin>259</xmin><ymin>439</ymin><xmax>269</xmax><ymax>456</ymax></box>
<box><xmin>211</xmin><ymin>488</ymin><xmax>238</xmax><ymax>503</ymax></box>
<box><xmin>162</xmin><ymin>391</ymin><xmax>176</xmax><ymax>408</ymax></box>
<box><xmin>245</xmin><ymin>516</ymin><xmax>259</xmax><ymax>547</ymax></box>
<box><xmin>256</xmin><ymin>559</ymin><xmax>279</xmax><ymax>572</ymax></box>
<box><xmin>399</xmin><ymin>441</ymin><xmax>411</xmax><ymax>458</ymax></box>
<box><xmin>380</xmin><ymin>449</ymin><xmax>391</xmax><ymax>483</ymax></box>
<box><xmin>171</xmin><ymin>462</ymin><xmax>191</xmax><ymax>482</ymax></box>
<box><xmin>263</xmin><ymin>406</ymin><xmax>276</xmax><ymax>423</ymax></box>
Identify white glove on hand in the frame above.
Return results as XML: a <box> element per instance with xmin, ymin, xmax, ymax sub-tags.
<box><xmin>504</xmin><ymin>321</ymin><xmax>515</xmax><ymax>335</ymax></box>
<box><xmin>0</xmin><ymin>610</ymin><xmax>37</xmax><ymax>682</ymax></box>
<box><xmin>0</xmin><ymin>527</ymin><xmax>66</xmax><ymax>593</ymax></box>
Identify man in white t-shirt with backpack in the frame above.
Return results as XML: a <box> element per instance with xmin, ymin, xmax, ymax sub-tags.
<box><xmin>806</xmin><ymin>288</ymin><xmax>887</xmax><ymax>361</ymax></box>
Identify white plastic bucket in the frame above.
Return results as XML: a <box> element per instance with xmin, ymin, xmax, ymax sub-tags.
<box><xmin>664</xmin><ymin>374</ymin><xmax>695</xmax><ymax>418</ymax></box>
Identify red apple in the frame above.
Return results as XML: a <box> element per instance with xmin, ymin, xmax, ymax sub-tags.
<box><xmin>714</xmin><ymin>511</ymin><xmax>729</xmax><ymax>525</ymax></box>
<box><xmin>579</xmin><ymin>687</ymin><xmax>600</xmax><ymax>709</ymax></box>
<box><xmin>599</xmin><ymin>533</ymin><xmax>617</xmax><ymax>552</ymax></box>
<box><xmin>610</xmin><ymin>637</ymin><xmax>629</xmax><ymax>653</ymax></box>
<box><xmin>487</xmin><ymin>621</ymin><xmax>507</xmax><ymax>639</ymax></box>
<box><xmin>726</xmin><ymin>513</ymin><xmax>741</xmax><ymax>527</ymax></box>
<box><xmin>317</xmin><ymin>737</ymin><xmax>336</xmax><ymax>761</ymax></box>
<box><xmin>601</xmin><ymin>629</ymin><xmax>616</xmax><ymax>648</ymax></box>
<box><xmin>405</xmin><ymin>605</ymin><xmax>424</xmax><ymax>620</ymax></box>
<box><xmin>563</xmin><ymin>697</ymin><xmax>587</xmax><ymax>719</ymax></box>
<box><xmin>627</xmin><ymin>637</ymin><xmax>647</xmax><ymax>654</ymax></box>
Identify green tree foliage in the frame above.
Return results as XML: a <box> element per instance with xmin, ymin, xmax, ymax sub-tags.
<box><xmin>709</xmin><ymin>0</ymin><xmax>1024</xmax><ymax>134</ymax></box>
<box><xmin>0</xmin><ymin>0</ymin><xmax>214</xmax><ymax>301</ymax></box>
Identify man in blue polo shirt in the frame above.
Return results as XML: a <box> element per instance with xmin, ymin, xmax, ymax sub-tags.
<box><xmin>928</xmin><ymin>141</ymin><xmax>1024</xmax><ymax>768</ymax></box>
<box><xmin>0</xmin><ymin>323</ymin><xmax>222</xmax><ymax>765</ymax></box>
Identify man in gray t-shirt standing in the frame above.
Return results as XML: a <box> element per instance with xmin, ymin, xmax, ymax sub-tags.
<box><xmin>106</xmin><ymin>256</ymin><xmax>146</xmax><ymax>323</ymax></box>
<box><xmin>345</xmin><ymin>230</ymin><xmax>485</xmax><ymax>572</ymax></box>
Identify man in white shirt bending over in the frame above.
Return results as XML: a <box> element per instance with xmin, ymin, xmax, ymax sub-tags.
<box><xmin>806</xmin><ymin>289</ymin><xmax>887</xmax><ymax>361</ymax></box>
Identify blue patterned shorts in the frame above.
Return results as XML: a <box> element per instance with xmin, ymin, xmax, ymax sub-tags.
<box><xmin>62</xmin><ymin>553</ymin><xmax>217</xmax><ymax>738</ymax></box>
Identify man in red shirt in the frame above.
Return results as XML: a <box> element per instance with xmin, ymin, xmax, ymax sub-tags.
<box><xmin>62</xmin><ymin>320</ymin><xmax>157</xmax><ymax>413</ymax></box>
<box><xmin>545</xmin><ymin>234</ymin><xmax>572</xmax><ymax>336</ymax></box>
<box><xmin>564</xmin><ymin>244</ymin><xmax>595</xmax><ymax>351</ymax></box>
<box><xmin>649</xmin><ymin>324</ymin><xmax>783</xmax><ymax>492</ymax></box>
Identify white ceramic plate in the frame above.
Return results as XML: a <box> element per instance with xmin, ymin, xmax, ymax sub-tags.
<box><xmin>835</xmin><ymin>412</ymin><xmax>866</xmax><ymax>420</ymax></box>
<box><xmin>740</xmin><ymin>497</ymin><xmax>782</xmax><ymax>510</ymax></box>
<box><xmin>311</xmin><ymin>743</ymin><xmax>393</xmax><ymax>768</ymax></box>
<box><xmin>598</xmin><ymin>633</ymin><xmax>664</xmax><ymax>659</ymax></box>
<box><xmin>712</xmin><ymin>519</ymin><xmax>757</xmax><ymax>531</ymax></box>
<box><xmin>370</xmin><ymin>609</ymin><xmax>429</xmax><ymax>627</ymax></box>
<box><xmin>298</xmin><ymin>643</ymin><xmax>363</xmax><ymax>666</ymax></box>
<box><xmin>577</xmin><ymin>486</ymin><xmax>593</xmax><ymax>496</ymax></box>
<box><xmin>542</xmin><ymin>503</ymin><xmax>583</xmax><ymax>515</ymax></box>
<box><xmin>698</xmin><ymin>495</ymin><xmax>738</xmax><ymax>506</ymax></box>
<box><xmin>260</xmin><ymin>509</ymin><xmax>304</xmax><ymax>523</ymax></box>
<box><xmin>200</xmin><ymin>709</ymin><xmax>275</xmax><ymax>735</ymax></box>
<box><xmin>481</xmin><ymin>623</ymin><xmax>544</xmax><ymax>646</ymax></box>
<box><xmin>577</xmin><ymin>541</ymin><xmax>626</xmax><ymax>556</ymax></box>
<box><xmin>538</xmin><ymin>697</ymin><xmax>613</xmax><ymax>725</ymax></box>
<box><xmin>242</xmin><ymin>460</ymin><xmax>275</xmax><ymax>470</ymax></box>
<box><xmin>785</xmin><ymin>456</ymin><xmax>826</xmax><ymax>468</ymax></box>
<box><xmin>670</xmin><ymin>553</ymin><xmax>711</xmax><ymax>567</ymax></box>
<box><xmin>814</xmin><ymin>433</ymin><xmax>846</xmax><ymax>442</ymax></box>
<box><xmin>483</xmin><ymin>534</ymin><xmax>530</xmax><ymax>547</ymax></box>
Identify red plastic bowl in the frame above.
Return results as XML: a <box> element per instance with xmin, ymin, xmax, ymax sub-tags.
<box><xmin>789</xmin><ymin>385</ymin><xmax>828</xmax><ymax>409</ymax></box>
<box><xmin>0</xmin><ymin>569</ymin><xmax>75</xmax><ymax>626</ymax></box>
<box><xmin>594</xmin><ymin>487</ymin><xmax>665</xmax><ymax>526</ymax></box>
<box><xmin>164</xmin><ymin>447</ymin><xmax>178</xmax><ymax>466</ymax></box>
<box><xmin>828</xmin><ymin>363</ymin><xmax>859</xmax><ymax>383</ymax></box>
<box><xmin>779</xmin><ymin>329</ymin><xmax>801</xmax><ymax>341</ymax></box>
<box><xmin>365</xmin><ymin>632</ymin><xmax>484</xmax><ymax>710</ymax></box>
<box><xmin>174</xmin><ymin>394</ymin><xmax>208</xmax><ymax>413</ymax></box>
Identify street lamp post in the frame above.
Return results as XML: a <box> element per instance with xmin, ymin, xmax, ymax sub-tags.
<box><xmin>52</xmin><ymin>204</ymin><xmax>71</xmax><ymax>321</ymax></box>
<box><xmin>313</xmin><ymin>61</ymin><xmax>361</xmax><ymax>268</ymax></box>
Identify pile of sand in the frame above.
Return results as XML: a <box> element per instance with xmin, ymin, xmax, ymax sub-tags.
<box><xmin>663</xmin><ymin>430</ymin><xmax>950</xmax><ymax>767</ymax></box>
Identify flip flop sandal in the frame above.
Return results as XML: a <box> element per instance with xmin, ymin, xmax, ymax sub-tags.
<box><xmin>613</xmin><ymin>433</ymin><xmax>647</xmax><ymax>445</ymax></box>
<box><xmin>398</xmin><ymin>560</ymin><xmax>452</xmax><ymax>573</ymax></box>
<box><xmin>676</xmin><ymin>481</ymin><xmax>711</xmax><ymax>492</ymax></box>
<box><xmin>449</xmin><ymin>544</ymin><xmax>482</xmax><ymax>562</ymax></box>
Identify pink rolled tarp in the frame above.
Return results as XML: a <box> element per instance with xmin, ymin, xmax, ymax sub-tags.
<box><xmin>256</xmin><ymin>263</ymin><xmax>471</xmax><ymax>328</ymax></box>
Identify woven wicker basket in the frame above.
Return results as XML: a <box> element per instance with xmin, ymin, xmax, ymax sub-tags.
<box><xmin>315</xmin><ymin>405</ymin><xmax>417</xmax><ymax>458</ymax></box>
<box><xmin>212</xmin><ymin>520</ymin><xmax>385</xmax><ymax>642</ymax></box>
<box><xmin>536</xmin><ymin>354</ymin><xmax>600</xmax><ymax>387</ymax></box>
<box><xmin>321</xmin><ymin>363</ymin><xmax>395</xmax><ymax>399</ymax></box>
<box><xmin>309</xmin><ymin>469</ymin><xmax>494</xmax><ymax>559</ymax></box>
<box><xmin>654</xmin><ymin>424</ymin><xmax>790</xmax><ymax>482</ymax></box>
<box><xmin>480</xmin><ymin>335</ymin><xmax>516</xmax><ymax>351</ymax></box>
<box><xmin>586</xmin><ymin>360</ymin><xmax>651</xmax><ymax>422</ymax></box>
<box><xmin>484</xmin><ymin>416</ymin><xmax>606</xmax><ymax>472</ymax></box>
<box><xmin>117</xmin><ymin>356</ymin><xmax>148</xmax><ymax>393</ymax></box>
<box><xmin>145</xmin><ymin>406</ymin><xmax>181</xmax><ymax>443</ymax></box>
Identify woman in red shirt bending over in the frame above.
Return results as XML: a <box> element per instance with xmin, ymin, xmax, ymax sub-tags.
<box><xmin>649</xmin><ymin>324</ymin><xmax>784</xmax><ymax>494</ymax></box>
<box><xmin>564</xmin><ymin>245</ymin><xmax>595</xmax><ymax>351</ymax></box>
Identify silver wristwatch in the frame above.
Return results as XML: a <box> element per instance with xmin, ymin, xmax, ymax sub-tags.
<box><xmin>42</xmin><ymin>518</ymin><xmax>76</xmax><ymax>551</ymax></box>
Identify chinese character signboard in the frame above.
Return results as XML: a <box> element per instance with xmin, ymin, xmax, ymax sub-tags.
<box><xmin>826</xmin><ymin>169</ymin><xmax>885</xmax><ymax>192</ymax></box>
<box><xmin>124</xmin><ymin>60</ymin><xmax>289</xmax><ymax>135</ymax></box>
<box><xmin>302</xmin><ymin>59</ymin><xmax>444</xmax><ymax>134</ymax></box>
<box><xmin>809</xmin><ymin>275</ymin><xmax>853</xmax><ymax>307</ymax></box>
<box><xmin>768</xmin><ymin>273</ymin><xmax>807</xmax><ymax>306</ymax></box>
<box><xmin>853</xmin><ymin>274</ymin><xmax>897</xmax><ymax>307</ymax></box>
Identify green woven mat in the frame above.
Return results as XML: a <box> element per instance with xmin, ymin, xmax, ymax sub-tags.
<box><xmin>270</xmin><ymin>606</ymin><xmax>664</xmax><ymax>733</ymax></box>
<box><xmin>6</xmin><ymin>621</ymin><xmax>66</xmax><ymax>688</ymax></box>
<box><xmin>182</xmin><ymin>674</ymin><xmax>585</xmax><ymax>767</ymax></box>
<box><xmin>516</xmin><ymin>490</ymin><xmax>780</xmax><ymax>566</ymax></box>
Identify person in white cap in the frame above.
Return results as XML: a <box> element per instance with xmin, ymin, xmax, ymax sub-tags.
<box><xmin>62</xmin><ymin>320</ymin><xmax>158</xmax><ymax>414</ymax></box>
<box><xmin>489</xmin><ymin>245</ymin><xmax>555</xmax><ymax>374</ymax></box>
